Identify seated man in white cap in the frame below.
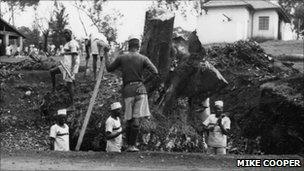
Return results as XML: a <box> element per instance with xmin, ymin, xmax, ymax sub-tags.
<box><xmin>105</xmin><ymin>102</ymin><xmax>124</xmax><ymax>152</ymax></box>
<box><xmin>203</xmin><ymin>100</ymin><xmax>231</xmax><ymax>155</ymax></box>
<box><xmin>49</xmin><ymin>109</ymin><xmax>70</xmax><ymax>151</ymax></box>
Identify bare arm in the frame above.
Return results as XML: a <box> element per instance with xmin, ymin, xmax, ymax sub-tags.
<box><xmin>144</xmin><ymin>57</ymin><xmax>158</xmax><ymax>75</ymax></box>
<box><xmin>202</xmin><ymin>117</ymin><xmax>214</xmax><ymax>132</ymax></box>
<box><xmin>104</xmin><ymin>49</ymin><xmax>121</xmax><ymax>72</ymax></box>
<box><xmin>105</xmin><ymin>130</ymin><xmax>123</xmax><ymax>140</ymax></box>
<box><xmin>217</xmin><ymin>118</ymin><xmax>230</xmax><ymax>135</ymax></box>
<box><xmin>49</xmin><ymin>137</ymin><xmax>55</xmax><ymax>150</ymax></box>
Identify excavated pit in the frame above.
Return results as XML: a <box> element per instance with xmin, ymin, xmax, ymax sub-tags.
<box><xmin>1</xmin><ymin>39</ymin><xmax>302</xmax><ymax>154</ymax></box>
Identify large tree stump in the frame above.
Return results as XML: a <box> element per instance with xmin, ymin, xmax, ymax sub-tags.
<box><xmin>157</xmin><ymin>31</ymin><xmax>228</xmax><ymax>134</ymax></box>
<box><xmin>140</xmin><ymin>8</ymin><xmax>175</xmax><ymax>90</ymax></box>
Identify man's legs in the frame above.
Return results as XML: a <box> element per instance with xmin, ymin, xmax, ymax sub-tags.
<box><xmin>124</xmin><ymin>96</ymin><xmax>140</xmax><ymax>152</ymax></box>
<box><xmin>50</xmin><ymin>67</ymin><xmax>61</xmax><ymax>91</ymax></box>
<box><xmin>84</xmin><ymin>53</ymin><xmax>90</xmax><ymax>76</ymax></box>
<box><xmin>66</xmin><ymin>81</ymin><xmax>75</xmax><ymax>111</ymax></box>
<box><xmin>216</xmin><ymin>147</ymin><xmax>226</xmax><ymax>155</ymax></box>
<box><xmin>92</xmin><ymin>54</ymin><xmax>98</xmax><ymax>80</ymax></box>
<box><xmin>125</xmin><ymin>120</ymin><xmax>132</xmax><ymax>146</ymax></box>
<box><xmin>100</xmin><ymin>56</ymin><xmax>106</xmax><ymax>80</ymax></box>
<box><xmin>125</xmin><ymin>118</ymin><xmax>140</xmax><ymax>152</ymax></box>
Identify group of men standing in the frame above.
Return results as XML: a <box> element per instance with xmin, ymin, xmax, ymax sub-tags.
<box><xmin>48</xmin><ymin>29</ymin><xmax>159</xmax><ymax>152</ymax></box>
<box><xmin>48</xmin><ymin>29</ymin><xmax>231</xmax><ymax>155</ymax></box>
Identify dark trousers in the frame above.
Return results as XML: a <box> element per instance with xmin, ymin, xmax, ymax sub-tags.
<box><xmin>50</xmin><ymin>67</ymin><xmax>74</xmax><ymax>104</ymax></box>
<box><xmin>125</xmin><ymin>118</ymin><xmax>140</xmax><ymax>146</ymax></box>
<box><xmin>92</xmin><ymin>54</ymin><xmax>103</xmax><ymax>78</ymax></box>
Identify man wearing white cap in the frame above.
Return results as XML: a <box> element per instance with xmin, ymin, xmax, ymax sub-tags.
<box><xmin>49</xmin><ymin>109</ymin><xmax>70</xmax><ymax>151</ymax></box>
<box><xmin>105</xmin><ymin>102</ymin><xmax>123</xmax><ymax>152</ymax></box>
<box><xmin>104</xmin><ymin>35</ymin><xmax>158</xmax><ymax>152</ymax></box>
<box><xmin>50</xmin><ymin>29</ymin><xmax>80</xmax><ymax>111</ymax></box>
<box><xmin>203</xmin><ymin>100</ymin><xmax>231</xmax><ymax>155</ymax></box>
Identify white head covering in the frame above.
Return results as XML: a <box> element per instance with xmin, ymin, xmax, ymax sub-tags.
<box><xmin>111</xmin><ymin>102</ymin><xmax>122</xmax><ymax>111</ymax></box>
<box><xmin>57</xmin><ymin>109</ymin><xmax>67</xmax><ymax>115</ymax></box>
<box><xmin>214</xmin><ymin>100</ymin><xmax>224</xmax><ymax>107</ymax></box>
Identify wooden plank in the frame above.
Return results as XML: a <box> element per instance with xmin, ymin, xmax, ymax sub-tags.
<box><xmin>75</xmin><ymin>61</ymin><xmax>105</xmax><ymax>151</ymax></box>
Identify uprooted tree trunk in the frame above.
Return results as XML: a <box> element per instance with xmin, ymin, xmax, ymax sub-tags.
<box><xmin>155</xmin><ymin>31</ymin><xmax>228</xmax><ymax>133</ymax></box>
<box><xmin>140</xmin><ymin>8</ymin><xmax>175</xmax><ymax>92</ymax></box>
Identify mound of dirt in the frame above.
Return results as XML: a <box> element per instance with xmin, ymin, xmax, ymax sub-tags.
<box><xmin>1</xmin><ymin>40</ymin><xmax>301</xmax><ymax>154</ymax></box>
<box><xmin>257</xmin><ymin>75</ymin><xmax>304</xmax><ymax>154</ymax></box>
<box><xmin>0</xmin><ymin>70</ymin><xmax>52</xmax><ymax>152</ymax></box>
<box><xmin>203</xmin><ymin>40</ymin><xmax>301</xmax><ymax>154</ymax></box>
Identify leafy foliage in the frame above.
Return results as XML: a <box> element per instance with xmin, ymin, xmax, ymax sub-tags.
<box><xmin>49</xmin><ymin>3</ymin><xmax>69</xmax><ymax>49</ymax></box>
<box><xmin>2</xmin><ymin>0</ymin><xmax>39</xmax><ymax>11</ymax></box>
<box><xmin>75</xmin><ymin>0</ymin><xmax>123</xmax><ymax>43</ymax></box>
<box><xmin>17</xmin><ymin>26</ymin><xmax>42</xmax><ymax>48</ymax></box>
<box><xmin>153</xmin><ymin>0</ymin><xmax>211</xmax><ymax>16</ymax></box>
<box><xmin>293</xmin><ymin>4</ymin><xmax>304</xmax><ymax>35</ymax></box>
<box><xmin>279</xmin><ymin>0</ymin><xmax>304</xmax><ymax>36</ymax></box>
<box><xmin>278</xmin><ymin>0</ymin><xmax>302</xmax><ymax>14</ymax></box>
<box><xmin>2</xmin><ymin>0</ymin><xmax>40</xmax><ymax>25</ymax></box>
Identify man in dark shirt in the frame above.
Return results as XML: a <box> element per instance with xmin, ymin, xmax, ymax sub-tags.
<box><xmin>104</xmin><ymin>36</ymin><xmax>158</xmax><ymax>152</ymax></box>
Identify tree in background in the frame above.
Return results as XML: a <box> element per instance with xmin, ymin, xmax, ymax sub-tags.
<box><xmin>32</xmin><ymin>1</ymin><xmax>57</xmax><ymax>52</ymax></box>
<box><xmin>18</xmin><ymin>26</ymin><xmax>41</xmax><ymax>48</ymax></box>
<box><xmin>75</xmin><ymin>0</ymin><xmax>123</xmax><ymax>43</ymax></box>
<box><xmin>49</xmin><ymin>3</ymin><xmax>69</xmax><ymax>50</ymax></box>
<box><xmin>279</xmin><ymin>0</ymin><xmax>304</xmax><ymax>38</ymax></box>
<box><xmin>153</xmin><ymin>0</ymin><xmax>211</xmax><ymax>16</ymax></box>
<box><xmin>293</xmin><ymin>4</ymin><xmax>304</xmax><ymax>38</ymax></box>
<box><xmin>1</xmin><ymin>0</ymin><xmax>39</xmax><ymax>26</ymax></box>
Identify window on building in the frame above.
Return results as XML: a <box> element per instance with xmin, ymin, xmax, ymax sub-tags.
<box><xmin>259</xmin><ymin>16</ymin><xmax>269</xmax><ymax>30</ymax></box>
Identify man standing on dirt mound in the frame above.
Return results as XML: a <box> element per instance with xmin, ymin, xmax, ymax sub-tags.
<box><xmin>104</xmin><ymin>35</ymin><xmax>158</xmax><ymax>152</ymax></box>
<box><xmin>49</xmin><ymin>29</ymin><xmax>80</xmax><ymax>111</ymax></box>
<box><xmin>90</xmin><ymin>32</ymin><xmax>109</xmax><ymax>80</ymax></box>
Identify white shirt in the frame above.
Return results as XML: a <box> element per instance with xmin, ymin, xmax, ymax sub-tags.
<box><xmin>91</xmin><ymin>39</ymin><xmax>107</xmax><ymax>55</ymax></box>
<box><xmin>105</xmin><ymin>116</ymin><xmax>122</xmax><ymax>152</ymax></box>
<box><xmin>50</xmin><ymin>123</ymin><xmax>70</xmax><ymax>151</ymax></box>
<box><xmin>59</xmin><ymin>39</ymin><xmax>80</xmax><ymax>82</ymax></box>
<box><xmin>203</xmin><ymin>114</ymin><xmax>231</xmax><ymax>148</ymax></box>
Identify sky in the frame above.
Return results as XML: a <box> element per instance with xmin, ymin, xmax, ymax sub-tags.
<box><xmin>1</xmin><ymin>0</ymin><xmax>198</xmax><ymax>43</ymax></box>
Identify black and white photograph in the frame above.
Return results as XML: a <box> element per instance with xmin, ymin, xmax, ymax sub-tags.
<box><xmin>0</xmin><ymin>0</ymin><xmax>303</xmax><ymax>170</ymax></box>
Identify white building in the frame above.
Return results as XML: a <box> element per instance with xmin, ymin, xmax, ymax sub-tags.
<box><xmin>197</xmin><ymin>0</ymin><xmax>293</xmax><ymax>44</ymax></box>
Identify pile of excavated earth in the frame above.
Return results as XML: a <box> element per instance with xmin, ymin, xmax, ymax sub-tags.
<box><xmin>1</xmin><ymin>40</ymin><xmax>303</xmax><ymax>155</ymax></box>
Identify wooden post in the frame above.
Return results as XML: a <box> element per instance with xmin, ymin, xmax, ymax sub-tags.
<box><xmin>75</xmin><ymin>61</ymin><xmax>105</xmax><ymax>151</ymax></box>
<box><xmin>4</xmin><ymin>34</ymin><xmax>9</xmax><ymax>55</ymax></box>
<box><xmin>18</xmin><ymin>37</ymin><xmax>23</xmax><ymax>51</ymax></box>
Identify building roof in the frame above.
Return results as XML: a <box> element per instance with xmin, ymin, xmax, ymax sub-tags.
<box><xmin>0</xmin><ymin>18</ymin><xmax>26</xmax><ymax>38</ymax></box>
<box><xmin>204</xmin><ymin>0</ymin><xmax>290</xmax><ymax>23</ymax></box>
<box><xmin>204</xmin><ymin>0</ymin><xmax>251</xmax><ymax>8</ymax></box>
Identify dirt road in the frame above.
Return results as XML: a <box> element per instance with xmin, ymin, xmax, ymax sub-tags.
<box><xmin>1</xmin><ymin>150</ymin><xmax>303</xmax><ymax>170</ymax></box>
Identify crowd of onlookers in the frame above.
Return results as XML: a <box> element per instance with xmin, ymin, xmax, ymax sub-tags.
<box><xmin>2</xmin><ymin>39</ymin><xmax>126</xmax><ymax>59</ymax></box>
